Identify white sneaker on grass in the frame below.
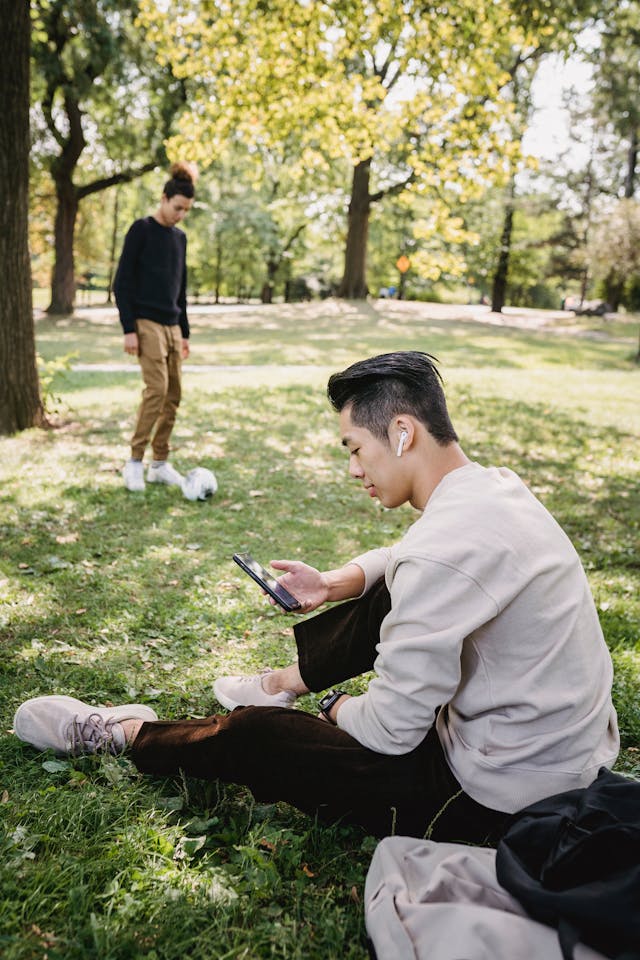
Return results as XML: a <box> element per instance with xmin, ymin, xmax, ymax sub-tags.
<box><xmin>13</xmin><ymin>695</ymin><xmax>158</xmax><ymax>756</ymax></box>
<box><xmin>213</xmin><ymin>669</ymin><xmax>297</xmax><ymax>711</ymax></box>
<box><xmin>147</xmin><ymin>461</ymin><xmax>183</xmax><ymax>486</ymax></box>
<box><xmin>123</xmin><ymin>458</ymin><xmax>145</xmax><ymax>492</ymax></box>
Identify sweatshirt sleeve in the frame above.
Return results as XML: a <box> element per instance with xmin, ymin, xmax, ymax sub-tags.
<box><xmin>348</xmin><ymin>547</ymin><xmax>392</xmax><ymax>593</ymax></box>
<box><xmin>113</xmin><ymin>221</ymin><xmax>145</xmax><ymax>334</ymax></box>
<box><xmin>337</xmin><ymin>555</ymin><xmax>499</xmax><ymax>755</ymax></box>
<box><xmin>178</xmin><ymin>234</ymin><xmax>189</xmax><ymax>340</ymax></box>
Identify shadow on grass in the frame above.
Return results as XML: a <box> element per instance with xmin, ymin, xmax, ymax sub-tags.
<box><xmin>1</xmin><ymin>386</ymin><xmax>638</xmax><ymax>729</ymax></box>
<box><xmin>1</xmin><ymin>381</ymin><xmax>638</xmax><ymax>960</ymax></box>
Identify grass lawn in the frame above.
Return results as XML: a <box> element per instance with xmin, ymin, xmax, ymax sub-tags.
<box><xmin>1</xmin><ymin>300</ymin><xmax>639</xmax><ymax>959</ymax></box>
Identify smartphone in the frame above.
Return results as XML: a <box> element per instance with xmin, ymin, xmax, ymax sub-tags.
<box><xmin>232</xmin><ymin>552</ymin><xmax>302</xmax><ymax>612</ymax></box>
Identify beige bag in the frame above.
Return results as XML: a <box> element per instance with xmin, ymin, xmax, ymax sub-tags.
<box><xmin>364</xmin><ymin>838</ymin><xmax>607</xmax><ymax>960</ymax></box>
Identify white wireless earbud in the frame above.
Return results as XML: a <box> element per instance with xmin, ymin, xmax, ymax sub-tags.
<box><xmin>396</xmin><ymin>430</ymin><xmax>409</xmax><ymax>457</ymax></box>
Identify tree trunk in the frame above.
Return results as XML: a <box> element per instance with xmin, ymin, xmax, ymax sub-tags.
<box><xmin>338</xmin><ymin>159</ymin><xmax>371</xmax><ymax>299</ymax></box>
<box><xmin>579</xmin><ymin>264</ymin><xmax>590</xmax><ymax>309</ymax></box>
<box><xmin>261</xmin><ymin>255</ymin><xmax>278</xmax><ymax>304</ymax></box>
<box><xmin>214</xmin><ymin>236</ymin><xmax>222</xmax><ymax>305</ymax></box>
<box><xmin>604</xmin><ymin>274</ymin><xmax>624</xmax><ymax>312</ymax></box>
<box><xmin>0</xmin><ymin>0</ymin><xmax>44</xmax><ymax>434</ymax></box>
<box><xmin>106</xmin><ymin>187</ymin><xmax>120</xmax><ymax>304</ymax></box>
<box><xmin>624</xmin><ymin>127</ymin><xmax>638</xmax><ymax>199</ymax></box>
<box><xmin>47</xmin><ymin>176</ymin><xmax>79</xmax><ymax>315</ymax></box>
<box><xmin>491</xmin><ymin>180</ymin><xmax>516</xmax><ymax>313</ymax></box>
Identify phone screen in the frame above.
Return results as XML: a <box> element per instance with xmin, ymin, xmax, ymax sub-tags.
<box><xmin>233</xmin><ymin>553</ymin><xmax>301</xmax><ymax>611</ymax></box>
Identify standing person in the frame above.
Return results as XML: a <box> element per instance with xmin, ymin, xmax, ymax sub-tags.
<box><xmin>13</xmin><ymin>352</ymin><xmax>619</xmax><ymax>844</ymax></box>
<box><xmin>114</xmin><ymin>162</ymin><xmax>197</xmax><ymax>493</ymax></box>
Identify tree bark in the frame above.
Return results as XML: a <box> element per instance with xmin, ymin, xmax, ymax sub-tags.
<box><xmin>261</xmin><ymin>256</ymin><xmax>278</xmax><ymax>304</ymax></box>
<box><xmin>604</xmin><ymin>276</ymin><xmax>624</xmax><ymax>312</ymax></box>
<box><xmin>48</xmin><ymin>177</ymin><xmax>80</xmax><ymax>314</ymax></box>
<box><xmin>0</xmin><ymin>0</ymin><xmax>44</xmax><ymax>434</ymax></box>
<box><xmin>214</xmin><ymin>236</ymin><xmax>222</xmax><ymax>305</ymax></box>
<box><xmin>491</xmin><ymin>180</ymin><xmax>516</xmax><ymax>313</ymax></box>
<box><xmin>106</xmin><ymin>187</ymin><xmax>120</xmax><ymax>304</ymax></box>
<box><xmin>260</xmin><ymin>224</ymin><xmax>306</xmax><ymax>303</ymax></box>
<box><xmin>46</xmin><ymin>89</ymin><xmax>86</xmax><ymax>315</ymax></box>
<box><xmin>624</xmin><ymin>127</ymin><xmax>638</xmax><ymax>199</ymax></box>
<box><xmin>337</xmin><ymin>159</ymin><xmax>372</xmax><ymax>299</ymax></box>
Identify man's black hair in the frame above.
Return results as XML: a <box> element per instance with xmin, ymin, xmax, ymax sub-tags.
<box><xmin>163</xmin><ymin>161</ymin><xmax>197</xmax><ymax>199</ymax></box>
<box><xmin>327</xmin><ymin>351</ymin><xmax>458</xmax><ymax>445</ymax></box>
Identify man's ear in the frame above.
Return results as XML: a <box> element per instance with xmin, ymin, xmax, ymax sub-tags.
<box><xmin>390</xmin><ymin>417</ymin><xmax>414</xmax><ymax>456</ymax></box>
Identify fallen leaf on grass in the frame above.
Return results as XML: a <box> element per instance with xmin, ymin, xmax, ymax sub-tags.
<box><xmin>42</xmin><ymin>759</ymin><xmax>69</xmax><ymax>773</ymax></box>
<box><xmin>30</xmin><ymin>925</ymin><xmax>58</xmax><ymax>949</ymax></box>
<box><xmin>301</xmin><ymin>863</ymin><xmax>315</xmax><ymax>878</ymax></box>
<box><xmin>44</xmin><ymin>555</ymin><xmax>72</xmax><ymax>571</ymax></box>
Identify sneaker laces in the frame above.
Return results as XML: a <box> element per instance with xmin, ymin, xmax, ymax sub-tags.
<box><xmin>65</xmin><ymin>713</ymin><xmax>123</xmax><ymax>756</ymax></box>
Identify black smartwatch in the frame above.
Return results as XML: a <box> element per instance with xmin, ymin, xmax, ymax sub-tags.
<box><xmin>318</xmin><ymin>689</ymin><xmax>348</xmax><ymax>723</ymax></box>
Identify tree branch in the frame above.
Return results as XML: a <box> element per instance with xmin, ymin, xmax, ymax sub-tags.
<box><xmin>282</xmin><ymin>222</ymin><xmax>306</xmax><ymax>253</ymax></box>
<box><xmin>77</xmin><ymin>161</ymin><xmax>160</xmax><ymax>199</ymax></box>
<box><xmin>369</xmin><ymin>171</ymin><xmax>415</xmax><ymax>204</ymax></box>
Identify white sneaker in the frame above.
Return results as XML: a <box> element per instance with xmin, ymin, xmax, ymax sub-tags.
<box><xmin>123</xmin><ymin>458</ymin><xmax>145</xmax><ymax>492</ymax></box>
<box><xmin>13</xmin><ymin>695</ymin><xmax>158</xmax><ymax>756</ymax></box>
<box><xmin>213</xmin><ymin>670</ymin><xmax>297</xmax><ymax>711</ymax></box>
<box><xmin>147</xmin><ymin>461</ymin><xmax>183</xmax><ymax>486</ymax></box>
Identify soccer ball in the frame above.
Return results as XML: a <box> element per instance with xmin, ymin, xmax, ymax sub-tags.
<box><xmin>181</xmin><ymin>467</ymin><xmax>218</xmax><ymax>501</ymax></box>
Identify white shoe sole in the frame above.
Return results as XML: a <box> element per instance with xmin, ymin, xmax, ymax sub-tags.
<box><xmin>212</xmin><ymin>679</ymin><xmax>295</xmax><ymax>711</ymax></box>
<box><xmin>147</xmin><ymin>473</ymin><xmax>183</xmax><ymax>486</ymax></box>
<box><xmin>213</xmin><ymin>681</ymin><xmax>241</xmax><ymax>711</ymax></box>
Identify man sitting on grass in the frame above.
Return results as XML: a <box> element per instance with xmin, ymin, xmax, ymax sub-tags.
<box><xmin>13</xmin><ymin>352</ymin><xmax>619</xmax><ymax>844</ymax></box>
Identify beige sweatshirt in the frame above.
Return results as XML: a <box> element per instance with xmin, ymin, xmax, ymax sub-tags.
<box><xmin>337</xmin><ymin>462</ymin><xmax>619</xmax><ymax>814</ymax></box>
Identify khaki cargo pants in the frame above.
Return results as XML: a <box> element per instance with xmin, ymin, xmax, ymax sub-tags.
<box><xmin>130</xmin><ymin>318</ymin><xmax>182</xmax><ymax>461</ymax></box>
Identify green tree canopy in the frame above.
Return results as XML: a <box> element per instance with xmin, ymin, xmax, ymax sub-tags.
<box><xmin>31</xmin><ymin>0</ymin><xmax>187</xmax><ymax>313</ymax></box>
<box><xmin>141</xmin><ymin>0</ymin><xmax>565</xmax><ymax>297</ymax></box>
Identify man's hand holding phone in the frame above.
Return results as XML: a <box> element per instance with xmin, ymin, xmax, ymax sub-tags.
<box><xmin>268</xmin><ymin>558</ymin><xmax>368</xmax><ymax>613</ymax></box>
<box><xmin>233</xmin><ymin>553</ymin><xmax>305</xmax><ymax>612</ymax></box>
<box><xmin>233</xmin><ymin>553</ymin><xmax>366</xmax><ymax>614</ymax></box>
<box><xmin>267</xmin><ymin>560</ymin><xmax>330</xmax><ymax>612</ymax></box>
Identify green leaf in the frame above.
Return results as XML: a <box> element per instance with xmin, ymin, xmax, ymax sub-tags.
<box><xmin>42</xmin><ymin>759</ymin><xmax>70</xmax><ymax>773</ymax></box>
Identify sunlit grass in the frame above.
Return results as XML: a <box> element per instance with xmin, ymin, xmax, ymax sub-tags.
<box><xmin>34</xmin><ymin>299</ymin><xmax>639</xmax><ymax>370</ymax></box>
<box><xmin>1</xmin><ymin>302</ymin><xmax>639</xmax><ymax>958</ymax></box>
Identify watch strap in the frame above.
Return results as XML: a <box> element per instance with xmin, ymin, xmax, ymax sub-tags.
<box><xmin>318</xmin><ymin>689</ymin><xmax>348</xmax><ymax>721</ymax></box>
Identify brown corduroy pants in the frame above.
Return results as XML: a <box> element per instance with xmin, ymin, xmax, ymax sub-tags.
<box><xmin>130</xmin><ymin>581</ymin><xmax>515</xmax><ymax>843</ymax></box>
<box><xmin>130</xmin><ymin>319</ymin><xmax>182</xmax><ymax>462</ymax></box>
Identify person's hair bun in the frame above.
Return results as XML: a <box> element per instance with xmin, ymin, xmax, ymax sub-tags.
<box><xmin>169</xmin><ymin>161</ymin><xmax>199</xmax><ymax>185</ymax></box>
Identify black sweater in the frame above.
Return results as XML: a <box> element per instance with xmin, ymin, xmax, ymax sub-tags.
<box><xmin>114</xmin><ymin>216</ymin><xmax>189</xmax><ymax>338</ymax></box>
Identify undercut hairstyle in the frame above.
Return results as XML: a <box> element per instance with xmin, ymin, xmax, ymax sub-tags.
<box><xmin>327</xmin><ymin>351</ymin><xmax>458</xmax><ymax>446</ymax></box>
<box><xmin>163</xmin><ymin>161</ymin><xmax>198</xmax><ymax>199</ymax></box>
